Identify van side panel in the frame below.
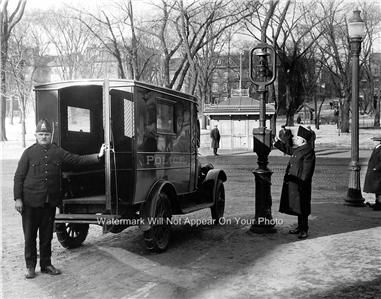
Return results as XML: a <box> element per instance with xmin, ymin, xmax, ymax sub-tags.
<box><xmin>134</xmin><ymin>86</ymin><xmax>193</xmax><ymax>204</ymax></box>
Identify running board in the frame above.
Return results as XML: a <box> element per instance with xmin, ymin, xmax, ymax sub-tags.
<box><xmin>63</xmin><ymin>195</ymin><xmax>106</xmax><ymax>205</ymax></box>
<box><xmin>55</xmin><ymin>213</ymin><xmax>121</xmax><ymax>224</ymax></box>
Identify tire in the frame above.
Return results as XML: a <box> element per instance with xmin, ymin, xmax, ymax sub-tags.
<box><xmin>211</xmin><ymin>179</ymin><xmax>225</xmax><ymax>223</ymax></box>
<box><xmin>55</xmin><ymin>223</ymin><xmax>89</xmax><ymax>249</ymax></box>
<box><xmin>144</xmin><ymin>193</ymin><xmax>172</xmax><ymax>252</ymax></box>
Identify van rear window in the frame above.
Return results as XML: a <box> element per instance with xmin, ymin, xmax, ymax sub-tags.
<box><xmin>67</xmin><ymin>106</ymin><xmax>91</xmax><ymax>133</ymax></box>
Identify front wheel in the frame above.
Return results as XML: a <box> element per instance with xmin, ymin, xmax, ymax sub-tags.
<box><xmin>211</xmin><ymin>179</ymin><xmax>225</xmax><ymax>223</ymax></box>
<box><xmin>144</xmin><ymin>193</ymin><xmax>172</xmax><ymax>252</ymax></box>
<box><xmin>55</xmin><ymin>223</ymin><xmax>89</xmax><ymax>249</ymax></box>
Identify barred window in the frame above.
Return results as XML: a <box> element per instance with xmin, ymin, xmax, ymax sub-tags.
<box><xmin>124</xmin><ymin>99</ymin><xmax>134</xmax><ymax>137</ymax></box>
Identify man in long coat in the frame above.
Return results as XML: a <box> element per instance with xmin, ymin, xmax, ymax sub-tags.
<box><xmin>210</xmin><ymin>125</ymin><xmax>221</xmax><ymax>156</ymax></box>
<box><xmin>274</xmin><ymin>126</ymin><xmax>316</xmax><ymax>239</ymax></box>
<box><xmin>364</xmin><ymin>136</ymin><xmax>381</xmax><ymax>210</ymax></box>
<box><xmin>14</xmin><ymin>119</ymin><xmax>106</xmax><ymax>279</ymax></box>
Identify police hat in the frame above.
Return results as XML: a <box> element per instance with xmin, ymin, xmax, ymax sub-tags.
<box><xmin>297</xmin><ymin>126</ymin><xmax>312</xmax><ymax>141</ymax></box>
<box><xmin>36</xmin><ymin>119</ymin><xmax>52</xmax><ymax>133</ymax></box>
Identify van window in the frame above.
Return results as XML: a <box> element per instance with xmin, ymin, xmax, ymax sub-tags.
<box><xmin>67</xmin><ymin>106</ymin><xmax>90</xmax><ymax>133</ymax></box>
<box><xmin>157</xmin><ymin>101</ymin><xmax>174</xmax><ymax>134</ymax></box>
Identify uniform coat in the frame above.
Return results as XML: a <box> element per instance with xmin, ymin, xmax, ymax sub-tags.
<box><xmin>363</xmin><ymin>144</ymin><xmax>381</xmax><ymax>194</ymax></box>
<box><xmin>14</xmin><ymin>143</ymin><xmax>99</xmax><ymax>207</ymax></box>
<box><xmin>274</xmin><ymin>141</ymin><xmax>316</xmax><ymax>216</ymax></box>
<box><xmin>210</xmin><ymin>127</ymin><xmax>221</xmax><ymax>149</ymax></box>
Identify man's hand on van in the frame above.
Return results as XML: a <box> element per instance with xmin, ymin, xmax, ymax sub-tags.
<box><xmin>98</xmin><ymin>144</ymin><xmax>107</xmax><ymax>159</ymax></box>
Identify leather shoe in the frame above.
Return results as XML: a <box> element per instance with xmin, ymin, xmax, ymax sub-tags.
<box><xmin>25</xmin><ymin>268</ymin><xmax>36</xmax><ymax>279</ymax></box>
<box><xmin>41</xmin><ymin>265</ymin><xmax>61</xmax><ymax>275</ymax></box>
<box><xmin>298</xmin><ymin>231</ymin><xmax>308</xmax><ymax>239</ymax></box>
<box><xmin>289</xmin><ymin>228</ymin><xmax>300</xmax><ymax>234</ymax></box>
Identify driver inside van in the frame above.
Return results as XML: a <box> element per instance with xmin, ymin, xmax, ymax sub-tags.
<box><xmin>173</xmin><ymin>110</ymin><xmax>190</xmax><ymax>152</ymax></box>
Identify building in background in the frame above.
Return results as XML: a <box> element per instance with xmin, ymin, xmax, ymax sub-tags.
<box><xmin>203</xmin><ymin>93</ymin><xmax>275</xmax><ymax>150</ymax></box>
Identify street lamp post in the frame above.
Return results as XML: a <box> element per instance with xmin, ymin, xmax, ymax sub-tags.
<box><xmin>249</xmin><ymin>43</ymin><xmax>277</xmax><ymax>233</ymax></box>
<box><xmin>346</xmin><ymin>10</ymin><xmax>366</xmax><ymax>206</ymax></box>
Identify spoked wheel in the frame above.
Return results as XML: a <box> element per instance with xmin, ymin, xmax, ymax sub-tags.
<box><xmin>211</xmin><ymin>179</ymin><xmax>225</xmax><ymax>224</ymax></box>
<box><xmin>144</xmin><ymin>193</ymin><xmax>172</xmax><ymax>252</ymax></box>
<box><xmin>55</xmin><ymin>223</ymin><xmax>89</xmax><ymax>249</ymax></box>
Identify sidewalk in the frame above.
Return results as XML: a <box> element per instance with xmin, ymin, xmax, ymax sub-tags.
<box><xmin>197</xmin><ymin>203</ymin><xmax>381</xmax><ymax>298</ymax></box>
<box><xmin>200</xmin><ymin>123</ymin><xmax>379</xmax><ymax>159</ymax></box>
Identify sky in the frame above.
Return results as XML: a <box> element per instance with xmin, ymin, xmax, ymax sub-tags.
<box><xmin>11</xmin><ymin>0</ymin><xmax>381</xmax><ymax>52</ymax></box>
<box><xmin>25</xmin><ymin>0</ymin><xmax>149</xmax><ymax>13</ymax></box>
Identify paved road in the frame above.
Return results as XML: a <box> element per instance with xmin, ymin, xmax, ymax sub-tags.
<box><xmin>2</xmin><ymin>155</ymin><xmax>380</xmax><ymax>298</ymax></box>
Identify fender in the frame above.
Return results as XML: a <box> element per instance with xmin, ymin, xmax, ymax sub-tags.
<box><xmin>204</xmin><ymin>169</ymin><xmax>227</xmax><ymax>204</ymax></box>
<box><xmin>139</xmin><ymin>180</ymin><xmax>176</xmax><ymax>232</ymax></box>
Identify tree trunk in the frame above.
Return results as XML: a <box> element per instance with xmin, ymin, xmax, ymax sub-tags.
<box><xmin>317</xmin><ymin>97</ymin><xmax>325</xmax><ymax>130</ymax></box>
<box><xmin>286</xmin><ymin>113</ymin><xmax>294</xmax><ymax>127</ymax></box>
<box><xmin>285</xmin><ymin>84</ymin><xmax>294</xmax><ymax>126</ymax></box>
<box><xmin>1</xmin><ymin>44</ymin><xmax>8</xmax><ymax>141</ymax></box>
<box><xmin>270</xmin><ymin>83</ymin><xmax>277</xmax><ymax>136</ymax></box>
<box><xmin>10</xmin><ymin>95</ymin><xmax>14</xmax><ymax>125</ymax></box>
<box><xmin>374</xmin><ymin>91</ymin><xmax>380</xmax><ymax>127</ymax></box>
<box><xmin>21</xmin><ymin>103</ymin><xmax>26</xmax><ymax>148</ymax></box>
<box><xmin>341</xmin><ymin>96</ymin><xmax>350</xmax><ymax>133</ymax></box>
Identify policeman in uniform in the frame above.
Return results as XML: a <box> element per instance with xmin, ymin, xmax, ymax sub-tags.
<box><xmin>274</xmin><ymin>126</ymin><xmax>316</xmax><ymax>239</ymax></box>
<box><xmin>364</xmin><ymin>136</ymin><xmax>381</xmax><ymax>210</ymax></box>
<box><xmin>14</xmin><ymin>119</ymin><xmax>106</xmax><ymax>279</ymax></box>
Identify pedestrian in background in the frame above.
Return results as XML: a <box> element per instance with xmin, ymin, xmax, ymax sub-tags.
<box><xmin>307</xmin><ymin>126</ymin><xmax>316</xmax><ymax>149</ymax></box>
<box><xmin>274</xmin><ymin>126</ymin><xmax>316</xmax><ymax>239</ymax></box>
<box><xmin>210</xmin><ymin>124</ymin><xmax>221</xmax><ymax>156</ymax></box>
<box><xmin>14</xmin><ymin>119</ymin><xmax>106</xmax><ymax>279</ymax></box>
<box><xmin>363</xmin><ymin>136</ymin><xmax>381</xmax><ymax>211</ymax></box>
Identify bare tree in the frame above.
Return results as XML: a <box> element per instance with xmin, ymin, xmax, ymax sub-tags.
<box><xmin>242</xmin><ymin>1</ymin><xmax>332</xmax><ymax>126</ymax></box>
<box><xmin>359</xmin><ymin>1</ymin><xmax>381</xmax><ymax>127</ymax></box>
<box><xmin>196</xmin><ymin>28</ymin><xmax>229</xmax><ymax>105</ymax></box>
<box><xmin>312</xmin><ymin>1</ymin><xmax>357</xmax><ymax>133</ymax></box>
<box><xmin>143</xmin><ymin>0</ymin><xmax>183</xmax><ymax>87</ymax></box>
<box><xmin>37</xmin><ymin>8</ymin><xmax>98</xmax><ymax>80</ymax></box>
<box><xmin>74</xmin><ymin>0</ymin><xmax>156</xmax><ymax>80</ymax></box>
<box><xmin>241</xmin><ymin>0</ymin><xmax>288</xmax><ymax>125</ymax></box>
<box><xmin>6</xmin><ymin>14</ymin><xmax>50</xmax><ymax>146</ymax></box>
<box><xmin>0</xmin><ymin>0</ymin><xmax>26</xmax><ymax>141</ymax></box>
<box><xmin>174</xmin><ymin>0</ymin><xmax>255</xmax><ymax>94</ymax></box>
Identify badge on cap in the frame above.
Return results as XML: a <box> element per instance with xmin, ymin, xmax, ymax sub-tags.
<box><xmin>36</xmin><ymin>119</ymin><xmax>52</xmax><ymax>133</ymax></box>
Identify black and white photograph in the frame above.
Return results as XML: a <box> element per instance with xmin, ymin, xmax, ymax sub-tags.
<box><xmin>1</xmin><ymin>0</ymin><xmax>381</xmax><ymax>298</ymax></box>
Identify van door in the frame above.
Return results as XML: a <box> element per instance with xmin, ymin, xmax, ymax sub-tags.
<box><xmin>109</xmin><ymin>88</ymin><xmax>135</xmax><ymax>206</ymax></box>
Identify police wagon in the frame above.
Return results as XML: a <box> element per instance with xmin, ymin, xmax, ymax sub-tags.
<box><xmin>34</xmin><ymin>79</ymin><xmax>227</xmax><ymax>252</ymax></box>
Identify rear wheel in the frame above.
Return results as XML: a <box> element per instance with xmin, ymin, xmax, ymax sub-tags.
<box><xmin>211</xmin><ymin>179</ymin><xmax>225</xmax><ymax>224</ymax></box>
<box><xmin>55</xmin><ymin>223</ymin><xmax>89</xmax><ymax>249</ymax></box>
<box><xmin>144</xmin><ymin>193</ymin><xmax>172</xmax><ymax>252</ymax></box>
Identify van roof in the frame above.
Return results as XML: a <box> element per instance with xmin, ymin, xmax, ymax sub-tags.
<box><xmin>34</xmin><ymin>79</ymin><xmax>198</xmax><ymax>103</ymax></box>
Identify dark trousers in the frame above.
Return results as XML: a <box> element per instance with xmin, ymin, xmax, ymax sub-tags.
<box><xmin>298</xmin><ymin>215</ymin><xmax>309</xmax><ymax>232</ymax></box>
<box><xmin>22</xmin><ymin>204</ymin><xmax>56</xmax><ymax>269</ymax></box>
<box><xmin>213</xmin><ymin>148</ymin><xmax>218</xmax><ymax>155</ymax></box>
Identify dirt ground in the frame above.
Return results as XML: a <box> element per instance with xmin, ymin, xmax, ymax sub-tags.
<box><xmin>1</xmin><ymin>153</ymin><xmax>381</xmax><ymax>298</ymax></box>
